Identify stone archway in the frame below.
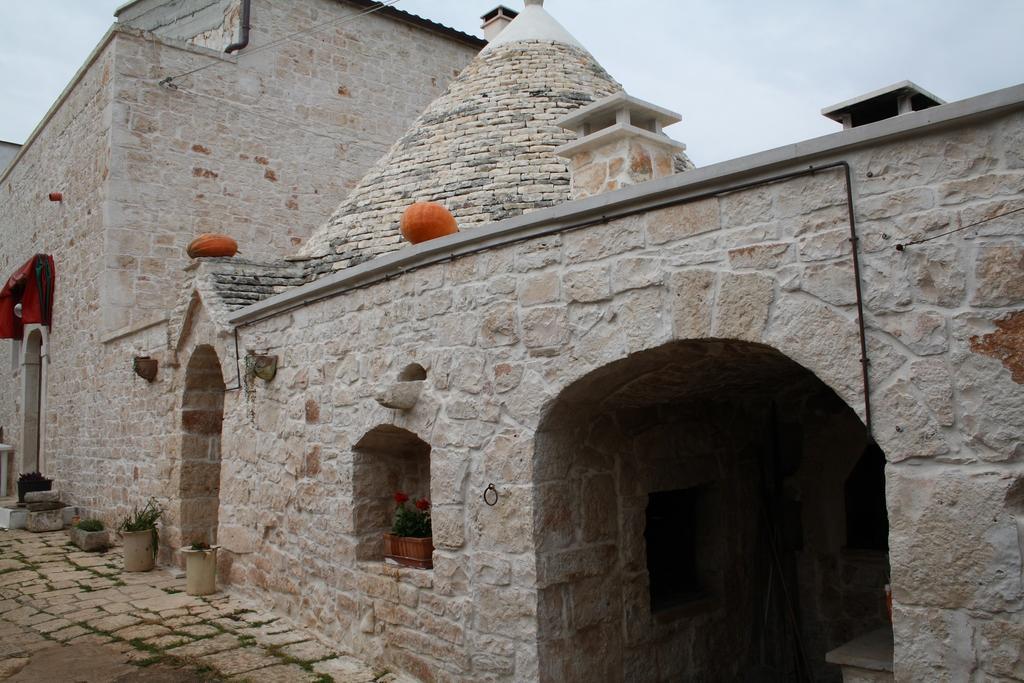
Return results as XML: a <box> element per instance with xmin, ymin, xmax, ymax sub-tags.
<box><xmin>179</xmin><ymin>344</ymin><xmax>225</xmax><ymax>547</ymax></box>
<box><xmin>534</xmin><ymin>339</ymin><xmax>889</xmax><ymax>682</ymax></box>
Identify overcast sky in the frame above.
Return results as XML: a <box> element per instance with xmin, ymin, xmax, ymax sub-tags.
<box><xmin>1</xmin><ymin>0</ymin><xmax>1022</xmax><ymax>166</ymax></box>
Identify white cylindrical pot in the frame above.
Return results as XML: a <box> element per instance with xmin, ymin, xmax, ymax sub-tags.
<box><xmin>183</xmin><ymin>546</ymin><xmax>219</xmax><ymax>596</ymax></box>
<box><xmin>122</xmin><ymin>530</ymin><xmax>156</xmax><ymax>572</ymax></box>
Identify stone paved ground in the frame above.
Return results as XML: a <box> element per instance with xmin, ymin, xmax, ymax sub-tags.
<box><xmin>0</xmin><ymin>526</ymin><xmax>409</xmax><ymax>682</ymax></box>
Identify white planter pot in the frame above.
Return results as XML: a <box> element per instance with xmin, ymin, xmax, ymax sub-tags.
<box><xmin>182</xmin><ymin>546</ymin><xmax>219</xmax><ymax>596</ymax></box>
<box><xmin>122</xmin><ymin>529</ymin><xmax>156</xmax><ymax>572</ymax></box>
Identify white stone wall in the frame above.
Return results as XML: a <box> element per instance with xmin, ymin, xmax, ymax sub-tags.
<box><xmin>106</xmin><ymin>0</ymin><xmax>480</xmax><ymax>331</ymax></box>
<box><xmin>0</xmin><ymin>0</ymin><xmax>478</xmax><ymax>529</ymax></box>
<box><xmin>191</xmin><ymin>109</ymin><xmax>1022</xmax><ymax>680</ymax></box>
<box><xmin>0</xmin><ymin>40</ymin><xmax>116</xmax><ymax>480</ymax></box>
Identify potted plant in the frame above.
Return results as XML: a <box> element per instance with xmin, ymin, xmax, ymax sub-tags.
<box><xmin>384</xmin><ymin>491</ymin><xmax>433</xmax><ymax>569</ymax></box>
<box><xmin>181</xmin><ymin>541</ymin><xmax>220</xmax><ymax>596</ymax></box>
<box><xmin>118</xmin><ymin>498</ymin><xmax>163</xmax><ymax>572</ymax></box>
<box><xmin>69</xmin><ymin>518</ymin><xmax>109</xmax><ymax>552</ymax></box>
<box><xmin>17</xmin><ymin>471</ymin><xmax>52</xmax><ymax>503</ymax></box>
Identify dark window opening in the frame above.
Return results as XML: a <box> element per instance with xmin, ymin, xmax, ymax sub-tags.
<box><xmin>645</xmin><ymin>487</ymin><xmax>705</xmax><ymax>611</ymax></box>
<box><xmin>844</xmin><ymin>443</ymin><xmax>889</xmax><ymax>551</ymax></box>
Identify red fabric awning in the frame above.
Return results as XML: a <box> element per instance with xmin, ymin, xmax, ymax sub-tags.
<box><xmin>0</xmin><ymin>254</ymin><xmax>55</xmax><ymax>339</ymax></box>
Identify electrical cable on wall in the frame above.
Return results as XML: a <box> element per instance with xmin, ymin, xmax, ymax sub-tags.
<box><xmin>170</xmin><ymin>85</ymin><xmax>353</xmax><ymax>142</ymax></box>
<box><xmin>894</xmin><ymin>203</ymin><xmax>1024</xmax><ymax>251</ymax></box>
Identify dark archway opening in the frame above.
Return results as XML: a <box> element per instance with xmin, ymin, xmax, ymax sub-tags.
<box><xmin>535</xmin><ymin>340</ymin><xmax>890</xmax><ymax>682</ymax></box>
<box><xmin>180</xmin><ymin>344</ymin><xmax>225</xmax><ymax>548</ymax></box>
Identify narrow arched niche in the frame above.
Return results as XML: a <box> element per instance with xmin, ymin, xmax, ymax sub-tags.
<box><xmin>179</xmin><ymin>344</ymin><xmax>225</xmax><ymax>548</ymax></box>
<box><xmin>352</xmin><ymin>425</ymin><xmax>431</xmax><ymax>560</ymax></box>
<box><xmin>398</xmin><ymin>363</ymin><xmax>427</xmax><ymax>382</ymax></box>
<box><xmin>20</xmin><ymin>329</ymin><xmax>43</xmax><ymax>473</ymax></box>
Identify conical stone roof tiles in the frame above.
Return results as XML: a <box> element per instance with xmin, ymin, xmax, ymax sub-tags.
<box><xmin>300</xmin><ymin>34</ymin><xmax>622</xmax><ymax>276</ymax></box>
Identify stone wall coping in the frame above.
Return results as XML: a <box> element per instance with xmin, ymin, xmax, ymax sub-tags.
<box><xmin>228</xmin><ymin>80</ymin><xmax>1024</xmax><ymax>327</ymax></box>
<box><xmin>0</xmin><ymin>25</ymin><xmax>235</xmax><ymax>185</ymax></box>
<box><xmin>553</xmin><ymin>122</ymin><xmax>686</xmax><ymax>157</ymax></box>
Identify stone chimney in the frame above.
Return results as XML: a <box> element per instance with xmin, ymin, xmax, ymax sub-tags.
<box><xmin>481</xmin><ymin>6</ymin><xmax>519</xmax><ymax>42</ymax></box>
<box><xmin>555</xmin><ymin>92</ymin><xmax>686</xmax><ymax>200</ymax></box>
<box><xmin>821</xmin><ymin>80</ymin><xmax>944</xmax><ymax>129</ymax></box>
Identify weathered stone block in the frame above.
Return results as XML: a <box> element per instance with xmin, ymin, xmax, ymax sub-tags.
<box><xmin>888</xmin><ymin>466</ymin><xmax>1019</xmax><ymax>611</ymax></box>
<box><xmin>972</xmin><ymin>244</ymin><xmax>1024</xmax><ymax>307</ymax></box>
<box><xmin>728</xmin><ymin>242</ymin><xmax>792</xmax><ymax>269</ymax></box>
<box><xmin>564</xmin><ymin>217</ymin><xmax>645</xmax><ymax>264</ymax></box>
<box><xmin>26</xmin><ymin>508</ymin><xmax>63</xmax><ymax>532</ymax></box>
<box><xmin>518</xmin><ymin>271</ymin><xmax>560</xmax><ymax>306</ymax></box>
<box><xmin>645</xmin><ymin>198</ymin><xmax>719</xmax><ymax>244</ymax></box>
<box><xmin>563</xmin><ymin>265</ymin><xmax>610</xmax><ymax>303</ymax></box>
<box><xmin>713</xmin><ymin>272</ymin><xmax>774</xmax><ymax>341</ymax></box>
<box><xmin>521</xmin><ymin>306</ymin><xmax>569</xmax><ymax>350</ymax></box>
<box><xmin>668</xmin><ymin>269</ymin><xmax>715</xmax><ymax>339</ymax></box>
<box><xmin>611</xmin><ymin>257</ymin><xmax>663</xmax><ymax>293</ymax></box>
<box><xmin>69</xmin><ymin>526</ymin><xmax>110</xmax><ymax>552</ymax></box>
<box><xmin>24</xmin><ymin>491</ymin><xmax>60</xmax><ymax>503</ymax></box>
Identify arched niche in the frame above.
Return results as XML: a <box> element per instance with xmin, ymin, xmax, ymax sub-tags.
<box><xmin>352</xmin><ymin>425</ymin><xmax>431</xmax><ymax>561</ymax></box>
<box><xmin>179</xmin><ymin>344</ymin><xmax>226</xmax><ymax>547</ymax></box>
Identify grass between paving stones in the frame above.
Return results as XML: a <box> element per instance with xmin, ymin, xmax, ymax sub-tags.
<box><xmin>67</xmin><ymin>619</ymin><xmax>226</xmax><ymax>679</ymax></box>
<box><xmin>264</xmin><ymin>643</ymin><xmax>338</xmax><ymax>676</ymax></box>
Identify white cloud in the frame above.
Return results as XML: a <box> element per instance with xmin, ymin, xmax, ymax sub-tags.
<box><xmin>1</xmin><ymin>0</ymin><xmax>1022</xmax><ymax>165</ymax></box>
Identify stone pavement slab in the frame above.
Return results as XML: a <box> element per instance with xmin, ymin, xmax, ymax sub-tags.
<box><xmin>200</xmin><ymin>646</ymin><xmax>279</xmax><ymax>676</ymax></box>
<box><xmin>0</xmin><ymin>528</ymin><xmax>388</xmax><ymax>681</ymax></box>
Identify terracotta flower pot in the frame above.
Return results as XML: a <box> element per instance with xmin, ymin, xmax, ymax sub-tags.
<box><xmin>187</xmin><ymin>233</ymin><xmax>238</xmax><ymax>258</ymax></box>
<box><xmin>400</xmin><ymin>202</ymin><xmax>458</xmax><ymax>245</ymax></box>
<box><xmin>181</xmin><ymin>546</ymin><xmax>219</xmax><ymax>596</ymax></box>
<box><xmin>122</xmin><ymin>529</ymin><xmax>156</xmax><ymax>572</ymax></box>
<box><xmin>384</xmin><ymin>533</ymin><xmax>433</xmax><ymax>569</ymax></box>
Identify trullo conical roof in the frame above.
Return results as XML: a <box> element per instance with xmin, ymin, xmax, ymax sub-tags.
<box><xmin>299</xmin><ymin>0</ymin><xmax>623</xmax><ymax>276</ymax></box>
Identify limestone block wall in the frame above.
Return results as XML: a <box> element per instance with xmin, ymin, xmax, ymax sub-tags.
<box><xmin>0</xmin><ymin>40</ymin><xmax>116</xmax><ymax>478</ymax></box>
<box><xmin>202</xmin><ymin>107</ymin><xmax>1024</xmax><ymax>680</ymax></box>
<box><xmin>0</xmin><ymin>0</ymin><xmax>478</xmax><ymax>524</ymax></box>
<box><xmin>106</xmin><ymin>0</ymin><xmax>480</xmax><ymax>331</ymax></box>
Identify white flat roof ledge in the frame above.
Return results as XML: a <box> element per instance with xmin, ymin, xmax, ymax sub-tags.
<box><xmin>228</xmin><ymin>81</ymin><xmax>1024</xmax><ymax>327</ymax></box>
<box><xmin>558</xmin><ymin>92</ymin><xmax>682</xmax><ymax>132</ymax></box>
<box><xmin>825</xmin><ymin>627</ymin><xmax>894</xmax><ymax>672</ymax></box>
<box><xmin>554</xmin><ymin>123</ymin><xmax>686</xmax><ymax>158</ymax></box>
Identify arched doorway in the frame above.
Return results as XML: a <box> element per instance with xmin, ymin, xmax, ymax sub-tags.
<box><xmin>180</xmin><ymin>345</ymin><xmax>225</xmax><ymax>547</ymax></box>
<box><xmin>534</xmin><ymin>340</ymin><xmax>889</xmax><ymax>682</ymax></box>
<box><xmin>20</xmin><ymin>328</ymin><xmax>44</xmax><ymax>474</ymax></box>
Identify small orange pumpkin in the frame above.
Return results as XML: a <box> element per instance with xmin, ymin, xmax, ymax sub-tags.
<box><xmin>400</xmin><ymin>202</ymin><xmax>459</xmax><ymax>245</ymax></box>
<box><xmin>187</xmin><ymin>233</ymin><xmax>238</xmax><ymax>259</ymax></box>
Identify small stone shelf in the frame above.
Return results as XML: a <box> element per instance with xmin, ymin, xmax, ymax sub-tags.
<box><xmin>825</xmin><ymin>627</ymin><xmax>894</xmax><ymax>682</ymax></box>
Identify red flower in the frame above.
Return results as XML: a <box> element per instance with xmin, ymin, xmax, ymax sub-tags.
<box><xmin>415</xmin><ymin>498</ymin><xmax>430</xmax><ymax>511</ymax></box>
<box><xmin>394</xmin><ymin>491</ymin><xmax>409</xmax><ymax>504</ymax></box>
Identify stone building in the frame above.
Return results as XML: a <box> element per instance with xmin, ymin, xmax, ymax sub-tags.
<box><xmin>3</xmin><ymin>0</ymin><xmax>1024</xmax><ymax>681</ymax></box>
<box><xmin>0</xmin><ymin>0</ymin><xmax>481</xmax><ymax>479</ymax></box>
